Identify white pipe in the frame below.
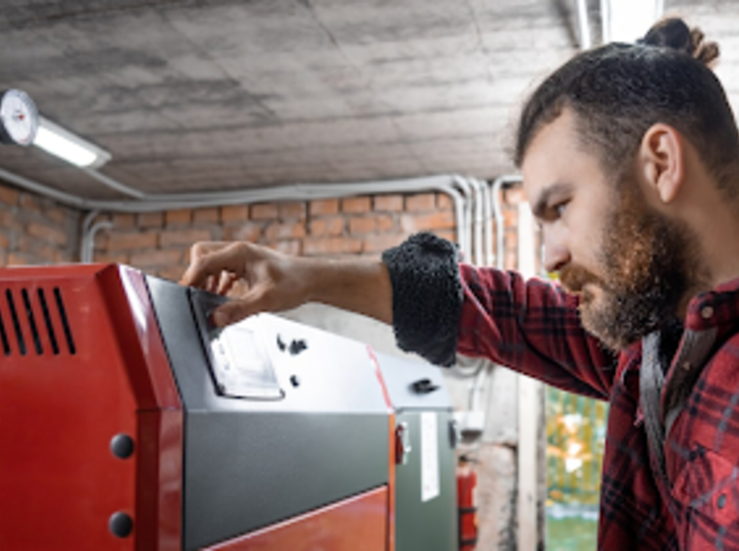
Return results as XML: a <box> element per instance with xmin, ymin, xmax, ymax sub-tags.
<box><xmin>451</xmin><ymin>175</ymin><xmax>473</xmax><ymax>260</ymax></box>
<box><xmin>469</xmin><ymin>178</ymin><xmax>484</xmax><ymax>266</ymax></box>
<box><xmin>0</xmin><ymin>167</ymin><xmax>94</xmax><ymax>209</ymax></box>
<box><xmin>81</xmin><ymin>220</ymin><xmax>113</xmax><ymax>263</ymax></box>
<box><xmin>81</xmin><ymin>210</ymin><xmax>101</xmax><ymax>263</ymax></box>
<box><xmin>490</xmin><ymin>175</ymin><xmax>523</xmax><ymax>270</ymax></box>
<box><xmin>0</xmin><ymin>163</ymin><xmax>481</xmax><ymax>286</ymax></box>
<box><xmin>81</xmin><ymin>168</ymin><xmax>147</xmax><ymax>200</ymax></box>
<box><xmin>454</xmin><ymin>178</ymin><xmax>494</xmax><ymax>383</ymax></box>
<box><xmin>473</xmin><ymin>178</ymin><xmax>491</xmax><ymax>267</ymax></box>
<box><xmin>576</xmin><ymin>0</ymin><xmax>592</xmax><ymax>49</ymax></box>
<box><xmin>0</xmin><ymin>165</ymin><xmax>472</xmax><ymax>265</ymax></box>
<box><xmin>0</xmin><ymin>166</ymin><xmax>462</xmax><ymax>213</ymax></box>
<box><xmin>82</xmin><ymin>209</ymin><xmax>99</xmax><ymax>237</ymax></box>
<box><xmin>478</xmin><ymin>179</ymin><xmax>493</xmax><ymax>267</ymax></box>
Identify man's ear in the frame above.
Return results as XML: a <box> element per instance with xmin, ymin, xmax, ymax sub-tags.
<box><xmin>639</xmin><ymin>123</ymin><xmax>684</xmax><ymax>204</ymax></box>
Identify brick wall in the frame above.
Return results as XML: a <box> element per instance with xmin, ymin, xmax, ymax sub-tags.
<box><xmin>91</xmin><ymin>192</ymin><xmax>458</xmax><ymax>280</ymax></box>
<box><xmin>0</xmin><ymin>181</ymin><xmax>81</xmax><ymax>266</ymax></box>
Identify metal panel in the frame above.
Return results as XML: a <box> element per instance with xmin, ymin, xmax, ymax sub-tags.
<box><xmin>146</xmin><ymin>276</ymin><xmax>391</xmax><ymax>550</ymax></box>
<box><xmin>374</xmin><ymin>351</ymin><xmax>457</xmax><ymax>551</ymax></box>
<box><xmin>203</xmin><ymin>487</ymin><xmax>389</xmax><ymax>551</ymax></box>
<box><xmin>0</xmin><ymin>265</ymin><xmax>183</xmax><ymax>551</ymax></box>
<box><xmin>395</xmin><ymin>411</ymin><xmax>458</xmax><ymax>551</ymax></box>
<box><xmin>374</xmin><ymin>351</ymin><xmax>452</xmax><ymax>411</ymax></box>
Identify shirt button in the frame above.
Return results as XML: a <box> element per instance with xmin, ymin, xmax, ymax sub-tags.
<box><xmin>701</xmin><ymin>306</ymin><xmax>714</xmax><ymax>319</ymax></box>
<box><xmin>682</xmin><ymin>361</ymin><xmax>691</xmax><ymax>371</ymax></box>
<box><xmin>718</xmin><ymin>493</ymin><xmax>727</xmax><ymax>510</ymax></box>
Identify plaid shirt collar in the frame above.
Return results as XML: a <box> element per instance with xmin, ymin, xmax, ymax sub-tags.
<box><xmin>621</xmin><ymin>273</ymin><xmax>739</xmax><ymax>378</ymax></box>
<box><xmin>623</xmin><ymin>274</ymin><xmax>739</xmax><ymax>426</ymax></box>
<box><xmin>685</xmin><ymin>274</ymin><xmax>739</xmax><ymax>331</ymax></box>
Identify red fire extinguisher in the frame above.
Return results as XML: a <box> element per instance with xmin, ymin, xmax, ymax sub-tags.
<box><xmin>457</xmin><ymin>454</ymin><xmax>478</xmax><ymax>551</ymax></box>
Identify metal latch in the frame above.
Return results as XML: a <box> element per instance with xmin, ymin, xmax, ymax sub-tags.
<box><xmin>395</xmin><ymin>422</ymin><xmax>412</xmax><ymax>465</ymax></box>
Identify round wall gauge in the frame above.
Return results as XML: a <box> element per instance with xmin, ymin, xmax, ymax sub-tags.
<box><xmin>0</xmin><ymin>89</ymin><xmax>39</xmax><ymax>146</ymax></box>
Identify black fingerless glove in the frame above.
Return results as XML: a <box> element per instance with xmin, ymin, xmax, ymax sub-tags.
<box><xmin>381</xmin><ymin>233</ymin><xmax>463</xmax><ymax>366</ymax></box>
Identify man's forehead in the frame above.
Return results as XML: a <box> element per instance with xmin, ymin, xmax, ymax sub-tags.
<box><xmin>520</xmin><ymin>109</ymin><xmax>612</xmax><ymax>203</ymax></box>
<box><xmin>521</xmin><ymin>111</ymin><xmax>578</xmax><ymax>163</ymax></box>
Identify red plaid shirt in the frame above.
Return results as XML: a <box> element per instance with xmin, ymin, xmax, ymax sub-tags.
<box><xmin>457</xmin><ymin>264</ymin><xmax>739</xmax><ymax>550</ymax></box>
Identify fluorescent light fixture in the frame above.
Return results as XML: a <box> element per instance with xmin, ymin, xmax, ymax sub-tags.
<box><xmin>33</xmin><ymin>116</ymin><xmax>111</xmax><ymax>168</ymax></box>
<box><xmin>601</xmin><ymin>0</ymin><xmax>664</xmax><ymax>43</ymax></box>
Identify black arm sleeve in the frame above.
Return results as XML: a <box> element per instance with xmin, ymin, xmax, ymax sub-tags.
<box><xmin>381</xmin><ymin>232</ymin><xmax>463</xmax><ymax>366</ymax></box>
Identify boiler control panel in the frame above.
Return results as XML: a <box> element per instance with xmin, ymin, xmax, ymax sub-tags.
<box><xmin>191</xmin><ymin>291</ymin><xmax>283</xmax><ymax>400</ymax></box>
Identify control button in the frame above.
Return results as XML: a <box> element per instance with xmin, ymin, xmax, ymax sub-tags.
<box><xmin>718</xmin><ymin>493</ymin><xmax>727</xmax><ymax>510</ymax></box>
<box><xmin>412</xmin><ymin>378</ymin><xmax>439</xmax><ymax>394</ymax></box>
<box><xmin>290</xmin><ymin>375</ymin><xmax>300</xmax><ymax>387</ymax></box>
<box><xmin>289</xmin><ymin>339</ymin><xmax>307</xmax><ymax>355</ymax></box>
<box><xmin>109</xmin><ymin>512</ymin><xmax>133</xmax><ymax>538</ymax></box>
<box><xmin>277</xmin><ymin>335</ymin><xmax>286</xmax><ymax>352</ymax></box>
<box><xmin>110</xmin><ymin>434</ymin><xmax>135</xmax><ymax>459</ymax></box>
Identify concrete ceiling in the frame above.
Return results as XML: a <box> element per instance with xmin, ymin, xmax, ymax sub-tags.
<box><xmin>0</xmin><ymin>0</ymin><xmax>738</xmax><ymax>201</ymax></box>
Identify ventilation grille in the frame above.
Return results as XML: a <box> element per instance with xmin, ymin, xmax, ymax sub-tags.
<box><xmin>0</xmin><ymin>287</ymin><xmax>76</xmax><ymax>356</ymax></box>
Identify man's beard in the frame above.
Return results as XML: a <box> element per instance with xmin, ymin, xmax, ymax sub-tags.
<box><xmin>559</xmin><ymin>189</ymin><xmax>702</xmax><ymax>351</ymax></box>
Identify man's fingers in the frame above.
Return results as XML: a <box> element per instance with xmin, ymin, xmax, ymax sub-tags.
<box><xmin>181</xmin><ymin>242</ymin><xmax>248</xmax><ymax>287</ymax></box>
<box><xmin>205</xmin><ymin>275</ymin><xmax>217</xmax><ymax>294</ymax></box>
<box><xmin>217</xmin><ymin>272</ymin><xmax>238</xmax><ymax>295</ymax></box>
<box><xmin>212</xmin><ymin>293</ymin><xmax>265</xmax><ymax>327</ymax></box>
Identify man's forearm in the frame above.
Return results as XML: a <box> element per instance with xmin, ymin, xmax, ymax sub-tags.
<box><xmin>300</xmin><ymin>257</ymin><xmax>393</xmax><ymax>325</ymax></box>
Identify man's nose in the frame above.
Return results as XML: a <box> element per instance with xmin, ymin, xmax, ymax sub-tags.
<box><xmin>542</xmin><ymin>228</ymin><xmax>570</xmax><ymax>274</ymax></box>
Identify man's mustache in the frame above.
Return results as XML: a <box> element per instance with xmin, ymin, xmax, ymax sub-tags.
<box><xmin>559</xmin><ymin>264</ymin><xmax>602</xmax><ymax>294</ymax></box>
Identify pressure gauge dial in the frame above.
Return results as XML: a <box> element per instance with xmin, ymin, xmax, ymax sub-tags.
<box><xmin>0</xmin><ymin>89</ymin><xmax>39</xmax><ymax>146</ymax></box>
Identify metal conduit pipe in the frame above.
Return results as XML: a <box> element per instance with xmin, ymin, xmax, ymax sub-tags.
<box><xmin>479</xmin><ymin>179</ymin><xmax>493</xmax><ymax>267</ymax></box>
<box><xmin>82</xmin><ymin>209</ymin><xmax>99</xmax><ymax>238</ymax></box>
<box><xmin>81</xmin><ymin>168</ymin><xmax>147</xmax><ymax>200</ymax></box>
<box><xmin>459</xmin><ymin>175</ymin><xmax>524</xmax><ymax>441</ymax></box>
<box><xmin>469</xmin><ymin>178</ymin><xmax>484</xmax><ymax>267</ymax></box>
<box><xmin>576</xmin><ymin>0</ymin><xmax>592</xmax><ymax>50</ymax></box>
<box><xmin>458</xmin><ymin>178</ymin><xmax>491</xmax><ymax>381</ymax></box>
<box><xmin>461</xmin><ymin>177</ymin><xmax>475</xmax><ymax>264</ymax></box>
<box><xmin>491</xmin><ymin>175</ymin><xmax>523</xmax><ymax>270</ymax></box>
<box><xmin>0</xmin><ymin>167</ymin><xmax>96</xmax><ymax>209</ymax></box>
<box><xmin>451</xmin><ymin>175</ymin><xmax>474</xmax><ymax>259</ymax></box>
<box><xmin>81</xmin><ymin>220</ymin><xmax>113</xmax><ymax>263</ymax></box>
<box><xmin>0</xmin><ymin>166</ymin><xmax>471</xmax><ymax>263</ymax></box>
<box><xmin>82</xmin><ymin>178</ymin><xmax>469</xmax><ymax>263</ymax></box>
<box><xmin>471</xmin><ymin>178</ymin><xmax>492</xmax><ymax>267</ymax></box>
<box><xmin>452</xmin><ymin>176</ymin><xmax>496</xmax><ymax>377</ymax></box>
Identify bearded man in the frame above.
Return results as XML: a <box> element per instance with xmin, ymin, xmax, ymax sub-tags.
<box><xmin>181</xmin><ymin>18</ymin><xmax>739</xmax><ymax>550</ymax></box>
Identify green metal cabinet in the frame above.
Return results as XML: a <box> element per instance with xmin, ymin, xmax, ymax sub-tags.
<box><xmin>376</xmin><ymin>353</ymin><xmax>458</xmax><ymax>551</ymax></box>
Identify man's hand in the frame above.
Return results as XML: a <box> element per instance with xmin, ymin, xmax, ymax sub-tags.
<box><xmin>180</xmin><ymin>241</ymin><xmax>312</xmax><ymax>327</ymax></box>
<box><xmin>180</xmin><ymin>240</ymin><xmax>394</xmax><ymax>328</ymax></box>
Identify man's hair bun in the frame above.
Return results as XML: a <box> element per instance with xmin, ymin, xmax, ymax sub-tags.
<box><xmin>641</xmin><ymin>17</ymin><xmax>720</xmax><ymax>66</ymax></box>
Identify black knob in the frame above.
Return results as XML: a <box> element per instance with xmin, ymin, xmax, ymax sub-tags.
<box><xmin>290</xmin><ymin>375</ymin><xmax>300</xmax><ymax>387</ymax></box>
<box><xmin>289</xmin><ymin>339</ymin><xmax>308</xmax><ymax>355</ymax></box>
<box><xmin>110</xmin><ymin>434</ymin><xmax>134</xmax><ymax>459</ymax></box>
<box><xmin>411</xmin><ymin>378</ymin><xmax>439</xmax><ymax>394</ymax></box>
<box><xmin>109</xmin><ymin>512</ymin><xmax>133</xmax><ymax>538</ymax></box>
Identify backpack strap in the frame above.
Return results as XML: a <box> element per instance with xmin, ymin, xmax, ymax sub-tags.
<box><xmin>662</xmin><ymin>327</ymin><xmax>717</xmax><ymax>440</ymax></box>
<box><xmin>641</xmin><ymin>331</ymin><xmax>669</xmax><ymax>486</ymax></box>
<box><xmin>640</xmin><ymin>327</ymin><xmax>717</xmax><ymax>488</ymax></box>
